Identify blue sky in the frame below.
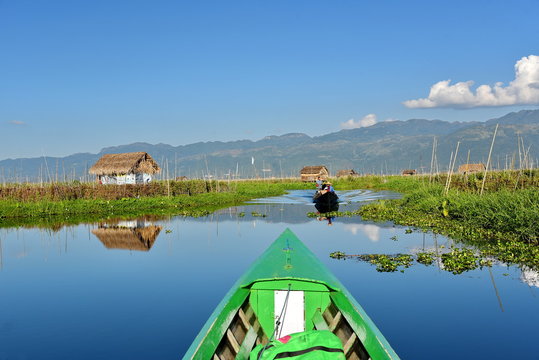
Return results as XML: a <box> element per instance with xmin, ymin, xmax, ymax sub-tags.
<box><xmin>1</xmin><ymin>0</ymin><xmax>539</xmax><ymax>159</ymax></box>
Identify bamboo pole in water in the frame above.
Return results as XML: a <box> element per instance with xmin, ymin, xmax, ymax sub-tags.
<box><xmin>480</xmin><ymin>123</ymin><xmax>499</xmax><ymax>196</ymax></box>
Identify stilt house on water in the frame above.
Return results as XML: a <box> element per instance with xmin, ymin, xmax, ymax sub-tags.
<box><xmin>300</xmin><ymin>165</ymin><xmax>329</xmax><ymax>182</ymax></box>
<box><xmin>89</xmin><ymin>152</ymin><xmax>160</xmax><ymax>184</ymax></box>
<box><xmin>458</xmin><ymin>163</ymin><xmax>486</xmax><ymax>174</ymax></box>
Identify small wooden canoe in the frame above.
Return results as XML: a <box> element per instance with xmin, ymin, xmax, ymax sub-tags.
<box><xmin>313</xmin><ymin>191</ymin><xmax>339</xmax><ymax>206</ymax></box>
<box><xmin>183</xmin><ymin>229</ymin><xmax>400</xmax><ymax>360</ymax></box>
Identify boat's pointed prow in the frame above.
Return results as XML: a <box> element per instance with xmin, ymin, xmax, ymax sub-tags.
<box><xmin>183</xmin><ymin>229</ymin><xmax>400</xmax><ymax>360</ymax></box>
<box><xmin>238</xmin><ymin>228</ymin><xmax>342</xmax><ymax>291</ymax></box>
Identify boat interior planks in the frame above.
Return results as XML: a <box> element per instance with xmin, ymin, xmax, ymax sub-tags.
<box><xmin>213</xmin><ymin>297</ymin><xmax>371</xmax><ymax>360</ymax></box>
<box><xmin>213</xmin><ymin>301</ymin><xmax>267</xmax><ymax>360</ymax></box>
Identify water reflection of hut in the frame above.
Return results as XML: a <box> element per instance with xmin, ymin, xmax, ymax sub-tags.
<box><xmin>300</xmin><ymin>166</ymin><xmax>329</xmax><ymax>182</ymax></box>
<box><xmin>92</xmin><ymin>220</ymin><xmax>162</xmax><ymax>251</ymax></box>
<box><xmin>89</xmin><ymin>152</ymin><xmax>161</xmax><ymax>185</ymax></box>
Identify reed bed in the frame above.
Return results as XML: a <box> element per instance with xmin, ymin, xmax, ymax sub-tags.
<box><xmin>0</xmin><ymin>180</ymin><xmax>228</xmax><ymax>202</ymax></box>
<box><xmin>0</xmin><ymin>179</ymin><xmax>310</xmax><ymax>224</ymax></box>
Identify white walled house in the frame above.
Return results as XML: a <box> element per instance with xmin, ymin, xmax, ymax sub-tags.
<box><xmin>89</xmin><ymin>152</ymin><xmax>161</xmax><ymax>185</ymax></box>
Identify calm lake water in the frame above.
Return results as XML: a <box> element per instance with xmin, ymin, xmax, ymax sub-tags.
<box><xmin>1</xmin><ymin>189</ymin><xmax>538</xmax><ymax>359</ymax></box>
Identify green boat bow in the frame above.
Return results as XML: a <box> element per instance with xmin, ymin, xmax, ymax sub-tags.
<box><xmin>183</xmin><ymin>228</ymin><xmax>400</xmax><ymax>360</ymax></box>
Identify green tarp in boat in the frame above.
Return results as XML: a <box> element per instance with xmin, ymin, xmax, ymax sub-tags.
<box><xmin>250</xmin><ymin>330</ymin><xmax>345</xmax><ymax>360</ymax></box>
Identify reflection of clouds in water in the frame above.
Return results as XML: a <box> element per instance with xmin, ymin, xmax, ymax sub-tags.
<box><xmin>521</xmin><ymin>267</ymin><xmax>539</xmax><ymax>287</ymax></box>
<box><xmin>343</xmin><ymin>224</ymin><xmax>380</xmax><ymax>242</ymax></box>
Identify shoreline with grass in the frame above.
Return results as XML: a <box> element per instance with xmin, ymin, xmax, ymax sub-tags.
<box><xmin>332</xmin><ymin>171</ymin><xmax>539</xmax><ymax>271</ymax></box>
<box><xmin>2</xmin><ymin>171</ymin><xmax>539</xmax><ymax>257</ymax></box>
<box><xmin>0</xmin><ymin>179</ymin><xmax>313</xmax><ymax>228</ymax></box>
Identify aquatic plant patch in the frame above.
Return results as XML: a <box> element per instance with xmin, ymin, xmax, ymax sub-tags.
<box><xmin>330</xmin><ymin>248</ymin><xmax>495</xmax><ymax>275</ymax></box>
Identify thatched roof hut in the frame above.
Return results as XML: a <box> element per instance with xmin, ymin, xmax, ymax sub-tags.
<box><xmin>89</xmin><ymin>152</ymin><xmax>160</xmax><ymax>184</ymax></box>
<box><xmin>336</xmin><ymin>169</ymin><xmax>359</xmax><ymax>178</ymax></box>
<box><xmin>92</xmin><ymin>225</ymin><xmax>162</xmax><ymax>251</ymax></box>
<box><xmin>401</xmin><ymin>169</ymin><xmax>416</xmax><ymax>176</ymax></box>
<box><xmin>300</xmin><ymin>166</ymin><xmax>329</xmax><ymax>182</ymax></box>
<box><xmin>89</xmin><ymin>152</ymin><xmax>160</xmax><ymax>176</ymax></box>
<box><xmin>458</xmin><ymin>163</ymin><xmax>486</xmax><ymax>174</ymax></box>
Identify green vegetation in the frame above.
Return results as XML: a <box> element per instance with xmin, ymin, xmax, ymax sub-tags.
<box><xmin>3</xmin><ymin>171</ymin><xmax>539</xmax><ymax>274</ymax></box>
<box><xmin>330</xmin><ymin>249</ymin><xmax>493</xmax><ymax>274</ymax></box>
<box><xmin>359</xmin><ymin>186</ymin><xmax>539</xmax><ymax>243</ymax></box>
<box><xmin>0</xmin><ymin>179</ymin><xmax>310</xmax><ymax>227</ymax></box>
<box><xmin>349</xmin><ymin>171</ymin><xmax>539</xmax><ymax>271</ymax></box>
<box><xmin>416</xmin><ymin>252</ymin><xmax>436</xmax><ymax>266</ymax></box>
<box><xmin>440</xmin><ymin>248</ymin><xmax>479</xmax><ymax>274</ymax></box>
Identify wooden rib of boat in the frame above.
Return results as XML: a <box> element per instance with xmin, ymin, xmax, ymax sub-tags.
<box><xmin>183</xmin><ymin>229</ymin><xmax>400</xmax><ymax>360</ymax></box>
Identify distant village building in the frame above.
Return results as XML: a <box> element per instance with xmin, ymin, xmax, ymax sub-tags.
<box><xmin>92</xmin><ymin>220</ymin><xmax>162</xmax><ymax>251</ymax></box>
<box><xmin>89</xmin><ymin>152</ymin><xmax>160</xmax><ymax>184</ymax></box>
<box><xmin>458</xmin><ymin>163</ymin><xmax>486</xmax><ymax>174</ymax></box>
<box><xmin>300</xmin><ymin>166</ymin><xmax>329</xmax><ymax>182</ymax></box>
<box><xmin>336</xmin><ymin>169</ymin><xmax>359</xmax><ymax>178</ymax></box>
<box><xmin>401</xmin><ymin>169</ymin><xmax>417</xmax><ymax>176</ymax></box>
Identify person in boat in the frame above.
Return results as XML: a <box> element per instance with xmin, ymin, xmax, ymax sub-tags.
<box><xmin>320</xmin><ymin>182</ymin><xmax>334</xmax><ymax>194</ymax></box>
<box><xmin>315</xmin><ymin>176</ymin><xmax>324</xmax><ymax>190</ymax></box>
<box><xmin>326</xmin><ymin>182</ymin><xmax>335</xmax><ymax>192</ymax></box>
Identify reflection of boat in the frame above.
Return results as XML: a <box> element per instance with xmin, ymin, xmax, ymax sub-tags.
<box><xmin>313</xmin><ymin>190</ymin><xmax>339</xmax><ymax>206</ymax></box>
<box><xmin>92</xmin><ymin>220</ymin><xmax>162</xmax><ymax>251</ymax></box>
<box><xmin>183</xmin><ymin>229</ymin><xmax>399</xmax><ymax>359</ymax></box>
<box><xmin>315</xmin><ymin>199</ymin><xmax>339</xmax><ymax>214</ymax></box>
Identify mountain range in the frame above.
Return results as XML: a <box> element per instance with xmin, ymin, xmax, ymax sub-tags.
<box><xmin>2</xmin><ymin>109</ymin><xmax>539</xmax><ymax>182</ymax></box>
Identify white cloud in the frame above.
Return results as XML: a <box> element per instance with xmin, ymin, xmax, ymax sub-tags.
<box><xmin>343</xmin><ymin>224</ymin><xmax>380</xmax><ymax>242</ymax></box>
<box><xmin>404</xmin><ymin>55</ymin><xmax>539</xmax><ymax>108</ymax></box>
<box><xmin>340</xmin><ymin>113</ymin><xmax>378</xmax><ymax>129</ymax></box>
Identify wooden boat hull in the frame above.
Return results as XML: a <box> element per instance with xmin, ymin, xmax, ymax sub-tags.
<box><xmin>183</xmin><ymin>229</ymin><xmax>400</xmax><ymax>360</ymax></box>
<box><xmin>315</xmin><ymin>201</ymin><xmax>339</xmax><ymax>214</ymax></box>
<box><xmin>313</xmin><ymin>191</ymin><xmax>339</xmax><ymax>206</ymax></box>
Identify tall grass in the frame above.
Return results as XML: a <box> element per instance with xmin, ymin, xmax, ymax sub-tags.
<box><xmin>0</xmin><ymin>179</ymin><xmax>311</xmax><ymax>224</ymax></box>
<box><xmin>357</xmin><ymin>172</ymin><xmax>539</xmax><ymax>244</ymax></box>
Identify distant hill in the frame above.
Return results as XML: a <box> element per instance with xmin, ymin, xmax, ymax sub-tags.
<box><xmin>2</xmin><ymin>109</ymin><xmax>539</xmax><ymax>182</ymax></box>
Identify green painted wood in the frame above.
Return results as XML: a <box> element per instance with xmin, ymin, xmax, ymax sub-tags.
<box><xmin>237</xmin><ymin>229</ymin><xmax>344</xmax><ymax>292</ymax></box>
<box><xmin>312</xmin><ymin>310</ymin><xmax>329</xmax><ymax>331</ymax></box>
<box><xmin>251</xmin><ymin>280</ymin><xmax>328</xmax><ymax>291</ymax></box>
<box><xmin>249</xmin><ymin>289</ymin><xmax>274</xmax><ymax>339</ymax></box>
<box><xmin>249</xmin><ymin>279</ymin><xmax>331</xmax><ymax>337</ymax></box>
<box><xmin>330</xmin><ymin>291</ymin><xmax>398</xmax><ymax>359</ymax></box>
<box><xmin>235</xmin><ymin>327</ymin><xmax>258</xmax><ymax>360</ymax></box>
<box><xmin>305</xmin><ymin>292</ymin><xmax>331</xmax><ymax>331</ymax></box>
<box><xmin>183</xmin><ymin>228</ymin><xmax>400</xmax><ymax>360</ymax></box>
<box><xmin>182</xmin><ymin>288</ymin><xmax>250</xmax><ymax>359</ymax></box>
